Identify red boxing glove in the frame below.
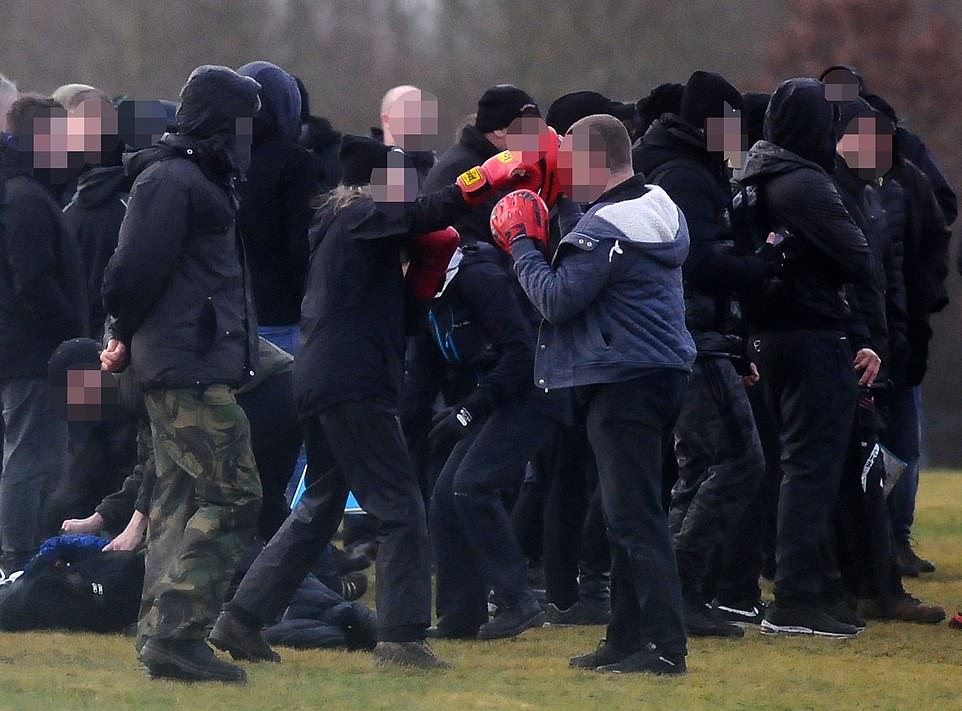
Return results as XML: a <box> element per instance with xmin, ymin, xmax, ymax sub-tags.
<box><xmin>537</xmin><ymin>126</ymin><xmax>563</xmax><ymax>208</ymax></box>
<box><xmin>456</xmin><ymin>150</ymin><xmax>541</xmax><ymax>205</ymax></box>
<box><xmin>489</xmin><ymin>190</ymin><xmax>550</xmax><ymax>255</ymax></box>
<box><xmin>406</xmin><ymin>227</ymin><xmax>460</xmax><ymax>300</ymax></box>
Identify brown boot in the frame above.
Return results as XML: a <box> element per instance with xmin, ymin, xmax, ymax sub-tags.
<box><xmin>858</xmin><ymin>594</ymin><xmax>945</xmax><ymax>624</ymax></box>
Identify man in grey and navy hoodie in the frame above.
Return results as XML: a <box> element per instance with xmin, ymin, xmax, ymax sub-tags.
<box><xmin>492</xmin><ymin>113</ymin><xmax>696</xmax><ymax>675</ymax></box>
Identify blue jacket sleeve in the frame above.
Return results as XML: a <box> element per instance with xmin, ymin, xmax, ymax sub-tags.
<box><xmin>510</xmin><ymin>237</ymin><xmax>611</xmax><ymax>325</ymax></box>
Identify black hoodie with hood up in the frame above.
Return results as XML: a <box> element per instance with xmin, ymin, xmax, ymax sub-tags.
<box><xmin>735</xmin><ymin>78</ymin><xmax>873</xmax><ymax>335</ymax></box>
<box><xmin>236</xmin><ymin>61</ymin><xmax>317</xmax><ymax>328</ymax></box>
<box><xmin>102</xmin><ymin>66</ymin><xmax>261</xmax><ymax>389</ymax></box>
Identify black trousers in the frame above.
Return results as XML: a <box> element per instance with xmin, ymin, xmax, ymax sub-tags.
<box><xmin>752</xmin><ymin>330</ymin><xmax>857</xmax><ymax>606</ymax></box>
<box><xmin>579</xmin><ymin>371</ymin><xmax>688</xmax><ymax>657</ymax></box>
<box><xmin>430</xmin><ymin>397</ymin><xmax>551</xmax><ymax>627</ymax></box>
<box><xmin>541</xmin><ymin>422</ymin><xmax>609</xmax><ymax>609</ymax></box>
<box><xmin>227</xmin><ymin>398</ymin><xmax>432</xmax><ymax>642</ymax></box>
<box><xmin>670</xmin><ymin>357</ymin><xmax>765</xmax><ymax>603</ymax></box>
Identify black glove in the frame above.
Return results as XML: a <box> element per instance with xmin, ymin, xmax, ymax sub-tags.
<box><xmin>429</xmin><ymin>404</ymin><xmax>477</xmax><ymax>447</ymax></box>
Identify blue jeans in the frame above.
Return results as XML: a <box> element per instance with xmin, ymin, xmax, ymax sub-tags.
<box><xmin>0</xmin><ymin>377</ymin><xmax>67</xmax><ymax>559</ymax></box>
<box><xmin>882</xmin><ymin>386</ymin><xmax>922</xmax><ymax>542</ymax></box>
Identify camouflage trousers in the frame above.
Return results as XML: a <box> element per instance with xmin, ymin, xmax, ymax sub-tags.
<box><xmin>670</xmin><ymin>357</ymin><xmax>765</xmax><ymax>599</ymax></box>
<box><xmin>138</xmin><ymin>385</ymin><xmax>261</xmax><ymax>643</ymax></box>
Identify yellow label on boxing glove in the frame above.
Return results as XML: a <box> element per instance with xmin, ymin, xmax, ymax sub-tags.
<box><xmin>496</xmin><ymin>150</ymin><xmax>515</xmax><ymax>163</ymax></box>
<box><xmin>458</xmin><ymin>167</ymin><xmax>483</xmax><ymax>187</ymax></box>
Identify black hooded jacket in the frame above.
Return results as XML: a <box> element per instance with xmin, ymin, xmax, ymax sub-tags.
<box><xmin>407</xmin><ymin>241</ymin><xmax>535</xmax><ymax>417</ymax></box>
<box><xmin>734</xmin><ymin>79</ymin><xmax>873</xmax><ymax>335</ymax></box>
<box><xmin>422</xmin><ymin>125</ymin><xmax>502</xmax><ymax>246</ymax></box>
<box><xmin>62</xmin><ymin>165</ymin><xmax>132</xmax><ymax>340</ymax></box>
<box><xmin>0</xmin><ymin>148</ymin><xmax>88</xmax><ymax>378</ymax></box>
<box><xmin>236</xmin><ymin>62</ymin><xmax>318</xmax><ymax>327</ymax></box>
<box><xmin>832</xmin><ymin>157</ymin><xmax>904</xmax><ymax>374</ymax></box>
<box><xmin>102</xmin><ymin>134</ymin><xmax>258</xmax><ymax>389</ymax></box>
<box><xmin>293</xmin><ymin>185</ymin><xmax>469</xmax><ymax>418</ymax></box>
<box><xmin>633</xmin><ymin>114</ymin><xmax>769</xmax><ymax>351</ymax></box>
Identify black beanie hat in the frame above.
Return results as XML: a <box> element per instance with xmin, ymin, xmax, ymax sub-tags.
<box><xmin>680</xmin><ymin>71</ymin><xmax>745</xmax><ymax>130</ymax></box>
<box><xmin>48</xmin><ymin>338</ymin><xmax>101</xmax><ymax>386</ymax></box>
<box><xmin>475</xmin><ymin>85</ymin><xmax>539</xmax><ymax>133</ymax></box>
<box><xmin>636</xmin><ymin>82</ymin><xmax>685</xmax><ymax>132</ymax></box>
<box><xmin>339</xmin><ymin>134</ymin><xmax>391</xmax><ymax>186</ymax></box>
<box><xmin>176</xmin><ymin>65</ymin><xmax>261</xmax><ymax>139</ymax></box>
<box><xmin>546</xmin><ymin>91</ymin><xmax>636</xmax><ymax>135</ymax></box>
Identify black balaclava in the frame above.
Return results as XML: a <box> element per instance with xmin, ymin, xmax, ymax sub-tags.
<box><xmin>763</xmin><ymin>78</ymin><xmax>838</xmax><ymax>173</ymax></box>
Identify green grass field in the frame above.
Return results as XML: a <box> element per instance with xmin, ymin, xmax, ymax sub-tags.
<box><xmin>3</xmin><ymin>471</ymin><xmax>962</xmax><ymax>711</ymax></box>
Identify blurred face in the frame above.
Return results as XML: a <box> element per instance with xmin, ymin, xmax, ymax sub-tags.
<box><xmin>837</xmin><ymin>116</ymin><xmax>893</xmax><ymax>179</ymax></box>
<box><xmin>705</xmin><ymin>112</ymin><xmax>745</xmax><ymax>168</ymax></box>
<box><xmin>371</xmin><ymin>151</ymin><xmax>419</xmax><ymax>205</ymax></box>
<box><xmin>822</xmin><ymin>69</ymin><xmax>860</xmax><ymax>103</ymax></box>
<box><xmin>558</xmin><ymin>126</ymin><xmax>610</xmax><ymax>203</ymax></box>
<box><xmin>118</xmin><ymin>99</ymin><xmax>171</xmax><ymax>150</ymax></box>
<box><xmin>385</xmin><ymin>89</ymin><xmax>439</xmax><ymax>152</ymax></box>
<box><xmin>67</xmin><ymin>97</ymin><xmax>118</xmax><ymax>164</ymax></box>
<box><xmin>232</xmin><ymin>116</ymin><xmax>254</xmax><ymax>171</ymax></box>
<box><xmin>28</xmin><ymin>112</ymin><xmax>72</xmax><ymax>180</ymax></box>
<box><xmin>505</xmin><ymin>115</ymin><xmax>553</xmax><ymax>164</ymax></box>
<box><xmin>50</xmin><ymin>367</ymin><xmax>119</xmax><ymax>422</ymax></box>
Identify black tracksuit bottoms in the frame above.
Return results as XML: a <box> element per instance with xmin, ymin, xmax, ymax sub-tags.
<box><xmin>226</xmin><ymin>398</ymin><xmax>432</xmax><ymax>643</ymax></box>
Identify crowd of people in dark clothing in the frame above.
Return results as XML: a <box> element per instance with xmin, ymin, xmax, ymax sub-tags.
<box><xmin>0</xmin><ymin>57</ymin><xmax>956</xmax><ymax>682</ymax></box>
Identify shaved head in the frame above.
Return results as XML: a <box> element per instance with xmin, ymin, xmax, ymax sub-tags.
<box><xmin>566</xmin><ymin>114</ymin><xmax>632</xmax><ymax>173</ymax></box>
<box><xmin>381</xmin><ymin>85</ymin><xmax>420</xmax><ymax>118</ymax></box>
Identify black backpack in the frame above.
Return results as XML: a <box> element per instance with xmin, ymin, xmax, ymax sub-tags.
<box><xmin>0</xmin><ymin>549</ymin><xmax>144</xmax><ymax>633</ymax></box>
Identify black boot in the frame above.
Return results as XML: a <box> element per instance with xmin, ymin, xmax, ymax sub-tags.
<box><xmin>139</xmin><ymin>638</ymin><xmax>247</xmax><ymax>682</ymax></box>
<box><xmin>477</xmin><ymin>597</ymin><xmax>545</xmax><ymax>640</ymax></box>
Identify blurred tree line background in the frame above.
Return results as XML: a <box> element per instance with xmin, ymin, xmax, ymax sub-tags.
<box><xmin>2</xmin><ymin>0</ymin><xmax>961</xmax><ymax>463</ymax></box>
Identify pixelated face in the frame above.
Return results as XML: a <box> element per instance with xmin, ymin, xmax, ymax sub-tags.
<box><xmin>118</xmin><ymin>100</ymin><xmax>171</xmax><ymax>150</ymax></box>
<box><xmin>26</xmin><ymin>112</ymin><xmax>72</xmax><ymax>180</ymax></box>
<box><xmin>51</xmin><ymin>368</ymin><xmax>120</xmax><ymax>422</ymax></box>
<box><xmin>837</xmin><ymin>116</ymin><xmax>893</xmax><ymax>179</ymax></box>
<box><xmin>558</xmin><ymin>126</ymin><xmax>610</xmax><ymax>203</ymax></box>
<box><xmin>705</xmin><ymin>111</ymin><xmax>745</xmax><ymax>168</ymax></box>
<box><xmin>386</xmin><ymin>89</ymin><xmax>439</xmax><ymax>152</ymax></box>
<box><xmin>232</xmin><ymin>116</ymin><xmax>254</xmax><ymax>170</ymax></box>
<box><xmin>505</xmin><ymin>115</ymin><xmax>553</xmax><ymax>164</ymax></box>
<box><xmin>371</xmin><ymin>151</ymin><xmax>419</xmax><ymax>205</ymax></box>
<box><xmin>66</xmin><ymin>97</ymin><xmax>119</xmax><ymax>164</ymax></box>
<box><xmin>822</xmin><ymin>69</ymin><xmax>860</xmax><ymax>103</ymax></box>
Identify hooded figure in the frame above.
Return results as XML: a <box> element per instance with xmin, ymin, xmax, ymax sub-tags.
<box><xmin>101</xmin><ymin>65</ymin><xmax>265</xmax><ymax>683</ymax></box>
<box><xmin>735</xmin><ymin>78</ymin><xmax>872</xmax><ymax>333</ymax></box>
<box><xmin>731</xmin><ymin>79</ymin><xmax>881</xmax><ymax>638</ymax></box>
<box><xmin>235</xmin><ymin>61</ymin><xmax>318</xmax><ymax>335</ymax></box>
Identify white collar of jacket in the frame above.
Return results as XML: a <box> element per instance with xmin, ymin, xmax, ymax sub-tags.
<box><xmin>560</xmin><ymin>184</ymin><xmax>685</xmax><ymax>251</ymax></box>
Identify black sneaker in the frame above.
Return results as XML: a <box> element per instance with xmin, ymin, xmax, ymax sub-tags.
<box><xmin>477</xmin><ymin>598</ymin><xmax>545</xmax><ymax>640</ymax></box>
<box><xmin>712</xmin><ymin>598</ymin><xmax>768</xmax><ymax>626</ymax></box>
<box><xmin>760</xmin><ymin>603</ymin><xmax>859</xmax><ymax>638</ymax></box>
<box><xmin>139</xmin><ymin>638</ymin><xmax>246</xmax><ymax>683</ymax></box>
<box><xmin>544</xmin><ymin>601</ymin><xmax>611</xmax><ymax>626</ymax></box>
<box><xmin>824</xmin><ymin>600</ymin><xmax>866</xmax><ymax>629</ymax></box>
<box><xmin>209</xmin><ymin>610</ymin><xmax>281</xmax><ymax>663</ymax></box>
<box><xmin>569</xmin><ymin>639</ymin><xmax>635</xmax><ymax>669</ymax></box>
<box><xmin>373</xmin><ymin>640</ymin><xmax>451</xmax><ymax>670</ymax></box>
<box><xmin>684</xmin><ymin>600</ymin><xmax>744</xmax><ymax>638</ymax></box>
<box><xmin>895</xmin><ymin>539</ymin><xmax>935</xmax><ymax>576</ymax></box>
<box><xmin>594</xmin><ymin>645</ymin><xmax>687</xmax><ymax>675</ymax></box>
<box><xmin>335</xmin><ymin>572</ymin><xmax>368</xmax><ymax>601</ymax></box>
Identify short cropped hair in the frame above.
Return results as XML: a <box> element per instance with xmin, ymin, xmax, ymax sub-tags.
<box><xmin>566</xmin><ymin>113</ymin><xmax>632</xmax><ymax>172</ymax></box>
<box><xmin>6</xmin><ymin>94</ymin><xmax>65</xmax><ymax>137</ymax></box>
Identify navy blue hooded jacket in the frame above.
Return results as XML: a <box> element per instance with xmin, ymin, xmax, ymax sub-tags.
<box><xmin>511</xmin><ymin>175</ymin><xmax>696</xmax><ymax>390</ymax></box>
<box><xmin>237</xmin><ymin>61</ymin><xmax>318</xmax><ymax>328</ymax></box>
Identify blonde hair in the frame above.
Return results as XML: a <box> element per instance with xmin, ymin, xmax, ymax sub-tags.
<box><xmin>314</xmin><ymin>184</ymin><xmax>372</xmax><ymax>214</ymax></box>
